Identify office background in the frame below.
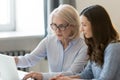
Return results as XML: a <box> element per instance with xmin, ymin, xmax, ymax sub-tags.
<box><xmin>0</xmin><ymin>0</ymin><xmax>120</xmax><ymax>72</ymax></box>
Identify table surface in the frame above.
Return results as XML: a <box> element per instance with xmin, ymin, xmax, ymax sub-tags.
<box><xmin>0</xmin><ymin>70</ymin><xmax>32</xmax><ymax>80</ymax></box>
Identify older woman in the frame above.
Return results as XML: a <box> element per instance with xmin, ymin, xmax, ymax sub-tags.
<box><xmin>15</xmin><ymin>4</ymin><xmax>88</xmax><ymax>80</ymax></box>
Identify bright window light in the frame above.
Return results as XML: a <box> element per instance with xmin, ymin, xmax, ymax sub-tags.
<box><xmin>0</xmin><ymin>0</ymin><xmax>45</xmax><ymax>36</ymax></box>
<box><xmin>16</xmin><ymin>0</ymin><xmax>45</xmax><ymax>35</ymax></box>
<box><xmin>0</xmin><ymin>0</ymin><xmax>10</xmax><ymax>24</ymax></box>
<box><xmin>0</xmin><ymin>0</ymin><xmax>15</xmax><ymax>31</ymax></box>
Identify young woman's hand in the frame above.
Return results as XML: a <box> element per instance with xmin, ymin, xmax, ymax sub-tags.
<box><xmin>50</xmin><ymin>74</ymin><xmax>75</xmax><ymax>80</ymax></box>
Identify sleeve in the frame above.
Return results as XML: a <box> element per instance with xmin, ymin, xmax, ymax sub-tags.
<box><xmin>79</xmin><ymin>61</ymin><xmax>94</xmax><ymax>79</ymax></box>
<box><xmin>97</xmin><ymin>43</ymin><xmax>120</xmax><ymax>80</ymax></box>
<box><xmin>17</xmin><ymin>37</ymin><xmax>48</xmax><ymax>67</ymax></box>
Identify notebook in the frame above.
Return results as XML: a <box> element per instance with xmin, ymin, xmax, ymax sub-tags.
<box><xmin>0</xmin><ymin>54</ymin><xmax>27</xmax><ymax>80</ymax></box>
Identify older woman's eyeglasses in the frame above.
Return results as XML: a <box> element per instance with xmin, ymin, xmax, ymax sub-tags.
<box><xmin>50</xmin><ymin>23</ymin><xmax>69</xmax><ymax>31</ymax></box>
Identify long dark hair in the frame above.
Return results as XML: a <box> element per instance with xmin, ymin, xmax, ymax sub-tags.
<box><xmin>80</xmin><ymin>5</ymin><xmax>119</xmax><ymax>66</ymax></box>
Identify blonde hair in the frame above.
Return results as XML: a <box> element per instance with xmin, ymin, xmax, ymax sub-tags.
<box><xmin>49</xmin><ymin>4</ymin><xmax>80</xmax><ymax>39</ymax></box>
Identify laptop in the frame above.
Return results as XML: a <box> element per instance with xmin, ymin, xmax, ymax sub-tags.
<box><xmin>0</xmin><ymin>54</ymin><xmax>27</xmax><ymax>80</ymax></box>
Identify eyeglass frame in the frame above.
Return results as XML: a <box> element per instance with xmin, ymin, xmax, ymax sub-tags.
<box><xmin>50</xmin><ymin>23</ymin><xmax>70</xmax><ymax>31</ymax></box>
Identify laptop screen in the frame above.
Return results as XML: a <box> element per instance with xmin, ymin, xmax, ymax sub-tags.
<box><xmin>0</xmin><ymin>54</ymin><xmax>20</xmax><ymax>80</ymax></box>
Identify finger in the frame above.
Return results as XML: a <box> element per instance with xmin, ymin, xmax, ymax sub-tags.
<box><xmin>14</xmin><ymin>56</ymin><xmax>18</xmax><ymax>64</ymax></box>
<box><xmin>23</xmin><ymin>73</ymin><xmax>32</xmax><ymax>80</ymax></box>
<box><xmin>50</xmin><ymin>77</ymin><xmax>56</xmax><ymax>80</ymax></box>
<box><xmin>57</xmin><ymin>74</ymin><xmax>63</xmax><ymax>77</ymax></box>
<box><xmin>31</xmin><ymin>73</ymin><xmax>37</xmax><ymax>79</ymax></box>
<box><xmin>30</xmin><ymin>72</ymin><xmax>42</xmax><ymax>80</ymax></box>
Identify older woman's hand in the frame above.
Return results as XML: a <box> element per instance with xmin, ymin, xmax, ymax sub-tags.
<box><xmin>14</xmin><ymin>56</ymin><xmax>19</xmax><ymax>64</ymax></box>
<box><xmin>23</xmin><ymin>71</ymin><xmax>43</xmax><ymax>80</ymax></box>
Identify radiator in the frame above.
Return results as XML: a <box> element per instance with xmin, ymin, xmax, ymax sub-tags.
<box><xmin>0</xmin><ymin>50</ymin><xmax>30</xmax><ymax>72</ymax></box>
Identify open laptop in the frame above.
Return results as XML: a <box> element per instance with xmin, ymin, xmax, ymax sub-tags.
<box><xmin>0</xmin><ymin>54</ymin><xmax>28</xmax><ymax>80</ymax></box>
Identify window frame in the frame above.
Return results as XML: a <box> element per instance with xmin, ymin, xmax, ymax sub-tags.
<box><xmin>0</xmin><ymin>0</ymin><xmax>15</xmax><ymax>31</ymax></box>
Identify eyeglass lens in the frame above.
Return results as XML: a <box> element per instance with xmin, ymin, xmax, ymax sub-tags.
<box><xmin>50</xmin><ymin>23</ymin><xmax>69</xmax><ymax>31</ymax></box>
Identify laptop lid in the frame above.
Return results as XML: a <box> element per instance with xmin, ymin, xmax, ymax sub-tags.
<box><xmin>0</xmin><ymin>54</ymin><xmax>20</xmax><ymax>80</ymax></box>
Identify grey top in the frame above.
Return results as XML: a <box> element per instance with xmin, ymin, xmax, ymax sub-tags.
<box><xmin>79</xmin><ymin>42</ymin><xmax>120</xmax><ymax>80</ymax></box>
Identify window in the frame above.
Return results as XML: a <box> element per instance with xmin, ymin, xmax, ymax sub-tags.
<box><xmin>0</xmin><ymin>0</ymin><xmax>45</xmax><ymax>36</ymax></box>
<box><xmin>16</xmin><ymin>0</ymin><xmax>45</xmax><ymax>35</ymax></box>
<box><xmin>0</xmin><ymin>0</ymin><xmax>15</xmax><ymax>31</ymax></box>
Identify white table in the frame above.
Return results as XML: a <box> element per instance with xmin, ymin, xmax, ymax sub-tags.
<box><xmin>0</xmin><ymin>70</ymin><xmax>32</xmax><ymax>80</ymax></box>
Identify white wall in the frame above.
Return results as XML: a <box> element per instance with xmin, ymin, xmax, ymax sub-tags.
<box><xmin>0</xmin><ymin>36</ymin><xmax>42</xmax><ymax>52</ymax></box>
<box><xmin>76</xmin><ymin>0</ymin><xmax>120</xmax><ymax>34</ymax></box>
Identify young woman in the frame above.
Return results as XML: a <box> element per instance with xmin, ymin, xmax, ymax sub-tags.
<box><xmin>51</xmin><ymin>5</ymin><xmax>120</xmax><ymax>80</ymax></box>
<box><xmin>15</xmin><ymin>4</ymin><xmax>88</xmax><ymax>80</ymax></box>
